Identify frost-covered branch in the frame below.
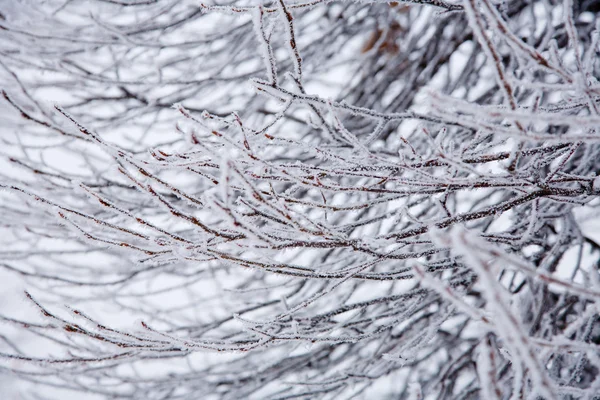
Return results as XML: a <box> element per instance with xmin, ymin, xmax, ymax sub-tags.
<box><xmin>1</xmin><ymin>0</ymin><xmax>600</xmax><ymax>398</ymax></box>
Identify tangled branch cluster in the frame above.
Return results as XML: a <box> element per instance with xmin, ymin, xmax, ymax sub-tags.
<box><xmin>1</xmin><ymin>0</ymin><xmax>600</xmax><ymax>398</ymax></box>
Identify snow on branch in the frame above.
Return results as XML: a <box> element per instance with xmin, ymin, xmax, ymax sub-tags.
<box><xmin>0</xmin><ymin>0</ymin><xmax>600</xmax><ymax>398</ymax></box>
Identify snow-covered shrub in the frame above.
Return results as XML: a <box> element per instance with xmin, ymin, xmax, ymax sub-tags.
<box><xmin>1</xmin><ymin>0</ymin><xmax>600</xmax><ymax>398</ymax></box>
